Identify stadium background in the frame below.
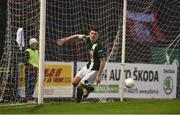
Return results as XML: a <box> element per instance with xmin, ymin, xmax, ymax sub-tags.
<box><xmin>0</xmin><ymin>0</ymin><xmax>179</xmax><ymax>101</ymax></box>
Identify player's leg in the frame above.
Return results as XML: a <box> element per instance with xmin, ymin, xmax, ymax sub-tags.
<box><xmin>72</xmin><ymin>76</ymin><xmax>81</xmax><ymax>87</ymax></box>
<box><xmin>81</xmin><ymin>71</ymin><xmax>97</xmax><ymax>98</ymax></box>
<box><xmin>29</xmin><ymin>68</ymin><xmax>37</xmax><ymax>101</ymax></box>
<box><xmin>76</xmin><ymin>81</ymin><xmax>94</xmax><ymax>102</ymax></box>
<box><xmin>72</xmin><ymin>76</ymin><xmax>83</xmax><ymax>103</ymax></box>
<box><xmin>25</xmin><ymin>67</ymin><xmax>37</xmax><ymax>103</ymax></box>
<box><xmin>82</xmin><ymin>85</ymin><xmax>94</xmax><ymax>98</ymax></box>
<box><xmin>76</xmin><ymin>82</ymin><xmax>84</xmax><ymax>103</ymax></box>
<box><xmin>73</xmin><ymin>66</ymin><xmax>87</xmax><ymax>103</ymax></box>
<box><xmin>25</xmin><ymin>67</ymin><xmax>31</xmax><ymax>102</ymax></box>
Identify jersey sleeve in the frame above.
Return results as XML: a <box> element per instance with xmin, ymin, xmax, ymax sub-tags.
<box><xmin>82</xmin><ymin>35</ymin><xmax>89</xmax><ymax>43</ymax></box>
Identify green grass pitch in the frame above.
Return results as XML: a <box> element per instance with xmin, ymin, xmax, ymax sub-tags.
<box><xmin>0</xmin><ymin>99</ymin><xmax>180</xmax><ymax>114</ymax></box>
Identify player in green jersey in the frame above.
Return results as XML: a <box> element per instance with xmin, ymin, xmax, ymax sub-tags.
<box><xmin>57</xmin><ymin>27</ymin><xmax>107</xmax><ymax>103</ymax></box>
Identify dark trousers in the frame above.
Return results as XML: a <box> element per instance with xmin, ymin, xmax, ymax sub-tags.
<box><xmin>25</xmin><ymin>66</ymin><xmax>38</xmax><ymax>100</ymax></box>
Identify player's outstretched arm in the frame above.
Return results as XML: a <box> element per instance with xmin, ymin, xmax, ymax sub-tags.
<box><xmin>96</xmin><ymin>57</ymin><xmax>106</xmax><ymax>85</ymax></box>
<box><xmin>57</xmin><ymin>34</ymin><xmax>84</xmax><ymax>46</ymax></box>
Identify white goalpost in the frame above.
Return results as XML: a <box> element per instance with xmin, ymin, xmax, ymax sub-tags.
<box><xmin>38</xmin><ymin>0</ymin><xmax>46</xmax><ymax>104</ymax></box>
<box><xmin>120</xmin><ymin>0</ymin><xmax>127</xmax><ymax>102</ymax></box>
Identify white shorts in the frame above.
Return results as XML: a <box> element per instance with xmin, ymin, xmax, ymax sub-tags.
<box><xmin>75</xmin><ymin>66</ymin><xmax>98</xmax><ymax>85</ymax></box>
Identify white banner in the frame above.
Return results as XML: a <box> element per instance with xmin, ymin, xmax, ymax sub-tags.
<box><xmin>77</xmin><ymin>62</ymin><xmax>177</xmax><ymax>99</ymax></box>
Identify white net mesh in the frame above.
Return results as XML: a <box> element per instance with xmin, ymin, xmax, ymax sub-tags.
<box><xmin>45</xmin><ymin>0</ymin><xmax>121</xmax><ymax>61</ymax></box>
<box><xmin>0</xmin><ymin>0</ymin><xmax>179</xmax><ymax>103</ymax></box>
<box><xmin>0</xmin><ymin>0</ymin><xmax>40</xmax><ymax>102</ymax></box>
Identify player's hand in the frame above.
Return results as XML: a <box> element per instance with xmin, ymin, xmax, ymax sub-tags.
<box><xmin>96</xmin><ymin>76</ymin><xmax>101</xmax><ymax>86</ymax></box>
<box><xmin>57</xmin><ymin>39</ymin><xmax>65</xmax><ymax>46</ymax></box>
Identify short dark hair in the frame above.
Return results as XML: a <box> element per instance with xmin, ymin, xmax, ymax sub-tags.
<box><xmin>90</xmin><ymin>25</ymin><xmax>99</xmax><ymax>32</ymax></box>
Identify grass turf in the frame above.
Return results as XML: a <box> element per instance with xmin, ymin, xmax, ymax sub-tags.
<box><xmin>0</xmin><ymin>99</ymin><xmax>179</xmax><ymax>114</ymax></box>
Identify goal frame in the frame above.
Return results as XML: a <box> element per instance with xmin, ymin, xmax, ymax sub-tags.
<box><xmin>38</xmin><ymin>0</ymin><xmax>46</xmax><ymax>105</ymax></box>
<box><xmin>37</xmin><ymin>0</ymin><xmax>128</xmax><ymax>104</ymax></box>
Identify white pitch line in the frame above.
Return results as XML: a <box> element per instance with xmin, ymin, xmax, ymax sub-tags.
<box><xmin>0</xmin><ymin>103</ymin><xmax>37</xmax><ymax>110</ymax></box>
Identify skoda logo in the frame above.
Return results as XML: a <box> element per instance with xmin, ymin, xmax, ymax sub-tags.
<box><xmin>163</xmin><ymin>76</ymin><xmax>173</xmax><ymax>95</ymax></box>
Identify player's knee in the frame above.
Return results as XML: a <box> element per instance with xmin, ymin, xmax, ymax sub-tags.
<box><xmin>72</xmin><ymin>77</ymin><xmax>81</xmax><ymax>87</ymax></box>
<box><xmin>72</xmin><ymin>81</ymin><xmax>78</xmax><ymax>87</ymax></box>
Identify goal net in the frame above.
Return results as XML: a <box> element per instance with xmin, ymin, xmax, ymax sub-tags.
<box><xmin>0</xmin><ymin>0</ymin><xmax>179</xmax><ymax>103</ymax></box>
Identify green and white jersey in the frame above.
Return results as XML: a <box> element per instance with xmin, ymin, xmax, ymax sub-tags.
<box><xmin>82</xmin><ymin>35</ymin><xmax>106</xmax><ymax>70</ymax></box>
